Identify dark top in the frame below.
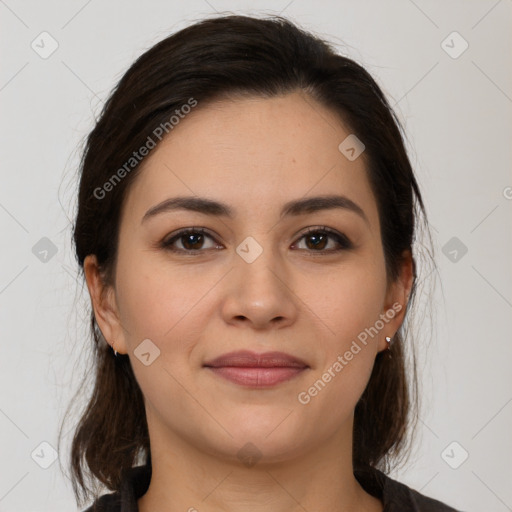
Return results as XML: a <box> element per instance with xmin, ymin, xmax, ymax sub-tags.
<box><xmin>82</xmin><ymin>462</ymin><xmax>462</xmax><ymax>512</ymax></box>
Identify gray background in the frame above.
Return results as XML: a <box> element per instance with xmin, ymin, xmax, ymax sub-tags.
<box><xmin>1</xmin><ymin>1</ymin><xmax>511</xmax><ymax>511</ymax></box>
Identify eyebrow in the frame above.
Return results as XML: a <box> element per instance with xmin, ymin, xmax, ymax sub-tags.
<box><xmin>141</xmin><ymin>194</ymin><xmax>370</xmax><ymax>226</ymax></box>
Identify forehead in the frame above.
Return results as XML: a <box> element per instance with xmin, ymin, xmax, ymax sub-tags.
<box><xmin>122</xmin><ymin>92</ymin><xmax>379</xmax><ymax>230</ymax></box>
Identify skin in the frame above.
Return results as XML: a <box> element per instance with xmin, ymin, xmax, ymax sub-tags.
<box><xmin>85</xmin><ymin>91</ymin><xmax>413</xmax><ymax>512</ymax></box>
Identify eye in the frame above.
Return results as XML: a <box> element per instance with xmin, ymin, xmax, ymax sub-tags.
<box><xmin>292</xmin><ymin>226</ymin><xmax>353</xmax><ymax>252</ymax></box>
<box><xmin>161</xmin><ymin>226</ymin><xmax>353</xmax><ymax>254</ymax></box>
<box><xmin>161</xmin><ymin>227</ymin><xmax>220</xmax><ymax>253</ymax></box>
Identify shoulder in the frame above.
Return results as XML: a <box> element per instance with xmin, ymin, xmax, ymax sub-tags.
<box><xmin>80</xmin><ymin>462</ymin><xmax>151</xmax><ymax>512</ymax></box>
<box><xmin>384</xmin><ymin>475</ymin><xmax>462</xmax><ymax>511</ymax></box>
<box><xmin>355</xmin><ymin>467</ymin><xmax>463</xmax><ymax>511</ymax></box>
<box><xmin>81</xmin><ymin>491</ymin><xmax>121</xmax><ymax>512</ymax></box>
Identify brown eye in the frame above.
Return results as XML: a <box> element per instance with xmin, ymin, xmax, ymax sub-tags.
<box><xmin>293</xmin><ymin>227</ymin><xmax>352</xmax><ymax>252</ymax></box>
<box><xmin>179</xmin><ymin>232</ymin><xmax>206</xmax><ymax>250</ymax></box>
<box><xmin>161</xmin><ymin>226</ymin><xmax>352</xmax><ymax>255</ymax></box>
<box><xmin>162</xmin><ymin>228</ymin><xmax>219</xmax><ymax>252</ymax></box>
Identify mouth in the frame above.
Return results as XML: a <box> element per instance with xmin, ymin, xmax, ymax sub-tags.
<box><xmin>203</xmin><ymin>350</ymin><xmax>309</xmax><ymax>388</ymax></box>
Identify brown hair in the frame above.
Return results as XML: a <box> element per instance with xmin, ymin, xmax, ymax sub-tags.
<box><xmin>59</xmin><ymin>13</ymin><xmax>433</xmax><ymax>508</ymax></box>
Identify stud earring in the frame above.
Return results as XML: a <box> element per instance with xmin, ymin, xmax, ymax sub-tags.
<box><xmin>385</xmin><ymin>336</ymin><xmax>392</xmax><ymax>350</ymax></box>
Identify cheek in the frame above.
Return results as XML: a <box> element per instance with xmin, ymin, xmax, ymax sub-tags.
<box><xmin>300</xmin><ymin>258</ymin><xmax>386</xmax><ymax>391</ymax></box>
<box><xmin>115</xmin><ymin>255</ymin><xmax>216</xmax><ymax>350</ymax></box>
<box><xmin>306</xmin><ymin>259</ymin><xmax>387</xmax><ymax>342</ymax></box>
<box><xmin>296</xmin><ymin>267</ymin><xmax>384</xmax><ymax>417</ymax></box>
<box><xmin>114</xmin><ymin>260</ymin><xmax>208</xmax><ymax>401</ymax></box>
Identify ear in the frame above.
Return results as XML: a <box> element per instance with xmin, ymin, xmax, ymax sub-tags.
<box><xmin>83</xmin><ymin>254</ymin><xmax>127</xmax><ymax>355</ymax></box>
<box><xmin>378</xmin><ymin>249</ymin><xmax>414</xmax><ymax>353</ymax></box>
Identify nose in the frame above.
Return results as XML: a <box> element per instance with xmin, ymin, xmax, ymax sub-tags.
<box><xmin>220</xmin><ymin>245</ymin><xmax>298</xmax><ymax>330</ymax></box>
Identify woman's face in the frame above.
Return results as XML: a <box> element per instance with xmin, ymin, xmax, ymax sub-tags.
<box><xmin>86</xmin><ymin>91</ymin><xmax>411</xmax><ymax>463</ymax></box>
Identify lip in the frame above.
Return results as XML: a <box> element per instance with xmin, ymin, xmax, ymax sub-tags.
<box><xmin>203</xmin><ymin>350</ymin><xmax>309</xmax><ymax>388</ymax></box>
<box><xmin>203</xmin><ymin>350</ymin><xmax>309</xmax><ymax>368</ymax></box>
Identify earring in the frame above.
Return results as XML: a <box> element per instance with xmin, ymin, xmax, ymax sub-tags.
<box><xmin>111</xmin><ymin>341</ymin><xmax>118</xmax><ymax>357</ymax></box>
<box><xmin>385</xmin><ymin>336</ymin><xmax>392</xmax><ymax>350</ymax></box>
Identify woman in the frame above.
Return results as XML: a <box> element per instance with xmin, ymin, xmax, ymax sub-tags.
<box><xmin>60</xmin><ymin>14</ymin><xmax>461</xmax><ymax>512</ymax></box>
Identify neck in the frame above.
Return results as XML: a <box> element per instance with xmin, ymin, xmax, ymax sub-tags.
<box><xmin>138</xmin><ymin>412</ymin><xmax>383</xmax><ymax>512</ymax></box>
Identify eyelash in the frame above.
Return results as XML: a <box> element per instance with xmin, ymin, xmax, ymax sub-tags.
<box><xmin>161</xmin><ymin>226</ymin><xmax>353</xmax><ymax>255</ymax></box>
